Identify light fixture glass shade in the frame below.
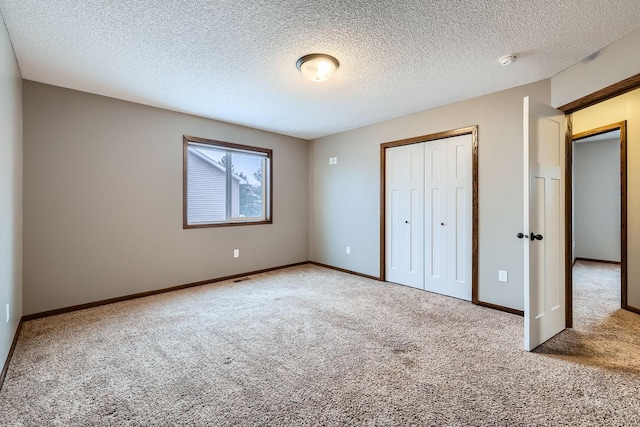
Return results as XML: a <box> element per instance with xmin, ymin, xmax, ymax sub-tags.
<box><xmin>498</xmin><ymin>54</ymin><xmax>517</xmax><ymax>66</ymax></box>
<box><xmin>296</xmin><ymin>54</ymin><xmax>339</xmax><ymax>82</ymax></box>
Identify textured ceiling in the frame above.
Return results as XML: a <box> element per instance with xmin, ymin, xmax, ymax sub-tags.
<box><xmin>1</xmin><ymin>1</ymin><xmax>640</xmax><ymax>140</ymax></box>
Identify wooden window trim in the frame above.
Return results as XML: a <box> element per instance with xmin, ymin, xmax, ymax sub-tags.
<box><xmin>183</xmin><ymin>135</ymin><xmax>273</xmax><ymax>229</ymax></box>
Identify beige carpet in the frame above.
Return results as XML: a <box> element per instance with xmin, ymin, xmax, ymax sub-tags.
<box><xmin>1</xmin><ymin>263</ymin><xmax>640</xmax><ymax>426</ymax></box>
<box><xmin>536</xmin><ymin>260</ymin><xmax>640</xmax><ymax>373</ymax></box>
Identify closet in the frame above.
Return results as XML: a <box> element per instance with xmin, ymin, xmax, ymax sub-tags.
<box><xmin>385</xmin><ymin>134</ymin><xmax>472</xmax><ymax>300</ymax></box>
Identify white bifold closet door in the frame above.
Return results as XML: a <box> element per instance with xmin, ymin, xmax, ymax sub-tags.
<box><xmin>385</xmin><ymin>143</ymin><xmax>425</xmax><ymax>289</ymax></box>
<box><xmin>424</xmin><ymin>135</ymin><xmax>472</xmax><ymax>300</ymax></box>
<box><xmin>386</xmin><ymin>134</ymin><xmax>472</xmax><ymax>300</ymax></box>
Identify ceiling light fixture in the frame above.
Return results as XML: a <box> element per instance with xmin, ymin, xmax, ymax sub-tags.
<box><xmin>296</xmin><ymin>54</ymin><xmax>339</xmax><ymax>82</ymax></box>
<box><xmin>498</xmin><ymin>54</ymin><xmax>517</xmax><ymax>66</ymax></box>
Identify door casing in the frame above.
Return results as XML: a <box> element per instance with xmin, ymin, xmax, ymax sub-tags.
<box><xmin>565</xmin><ymin>121</ymin><xmax>628</xmax><ymax>327</ymax></box>
<box><xmin>559</xmin><ymin>72</ymin><xmax>640</xmax><ymax>325</ymax></box>
<box><xmin>380</xmin><ymin>126</ymin><xmax>480</xmax><ymax>304</ymax></box>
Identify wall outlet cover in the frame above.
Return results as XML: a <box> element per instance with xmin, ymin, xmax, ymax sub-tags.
<box><xmin>498</xmin><ymin>270</ymin><xmax>508</xmax><ymax>283</ymax></box>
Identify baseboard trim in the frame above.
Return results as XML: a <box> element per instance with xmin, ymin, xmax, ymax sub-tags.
<box><xmin>574</xmin><ymin>257</ymin><xmax>621</xmax><ymax>265</ymax></box>
<box><xmin>0</xmin><ymin>321</ymin><xmax>23</xmax><ymax>392</ymax></box>
<box><xmin>475</xmin><ymin>300</ymin><xmax>524</xmax><ymax>317</ymax></box>
<box><xmin>623</xmin><ymin>304</ymin><xmax>640</xmax><ymax>315</ymax></box>
<box><xmin>308</xmin><ymin>261</ymin><xmax>382</xmax><ymax>281</ymax></box>
<box><xmin>22</xmin><ymin>261</ymin><xmax>309</xmax><ymax>322</ymax></box>
<box><xmin>308</xmin><ymin>263</ymin><xmax>522</xmax><ymax>316</ymax></box>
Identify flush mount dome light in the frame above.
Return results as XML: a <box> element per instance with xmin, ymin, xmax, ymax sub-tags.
<box><xmin>296</xmin><ymin>54</ymin><xmax>339</xmax><ymax>82</ymax></box>
<box><xmin>499</xmin><ymin>54</ymin><xmax>517</xmax><ymax>66</ymax></box>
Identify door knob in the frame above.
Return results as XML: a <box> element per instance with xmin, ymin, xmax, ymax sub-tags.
<box><xmin>517</xmin><ymin>233</ymin><xmax>529</xmax><ymax>239</ymax></box>
<box><xmin>530</xmin><ymin>233</ymin><xmax>543</xmax><ymax>241</ymax></box>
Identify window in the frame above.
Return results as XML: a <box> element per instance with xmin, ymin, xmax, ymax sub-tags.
<box><xmin>183</xmin><ymin>135</ymin><xmax>272</xmax><ymax>228</ymax></box>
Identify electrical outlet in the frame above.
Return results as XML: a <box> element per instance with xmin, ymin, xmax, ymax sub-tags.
<box><xmin>5</xmin><ymin>303</ymin><xmax>9</xmax><ymax>323</ymax></box>
<box><xmin>498</xmin><ymin>270</ymin><xmax>508</xmax><ymax>283</ymax></box>
<box><xmin>346</xmin><ymin>246</ymin><xmax>351</xmax><ymax>254</ymax></box>
<box><xmin>234</xmin><ymin>249</ymin><xmax>239</xmax><ymax>258</ymax></box>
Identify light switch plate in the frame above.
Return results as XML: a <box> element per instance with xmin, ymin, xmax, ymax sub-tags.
<box><xmin>498</xmin><ymin>270</ymin><xmax>508</xmax><ymax>283</ymax></box>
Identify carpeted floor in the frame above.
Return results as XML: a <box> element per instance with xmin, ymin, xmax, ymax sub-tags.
<box><xmin>1</xmin><ymin>262</ymin><xmax>639</xmax><ymax>426</ymax></box>
<box><xmin>535</xmin><ymin>260</ymin><xmax>640</xmax><ymax>374</ymax></box>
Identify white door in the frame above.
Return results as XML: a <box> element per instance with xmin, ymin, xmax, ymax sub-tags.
<box><xmin>386</xmin><ymin>143</ymin><xmax>424</xmax><ymax>289</ymax></box>
<box><xmin>424</xmin><ymin>140</ymin><xmax>447</xmax><ymax>293</ymax></box>
<box><xmin>523</xmin><ymin>96</ymin><xmax>565</xmax><ymax>351</ymax></box>
<box><xmin>425</xmin><ymin>135</ymin><xmax>472</xmax><ymax>300</ymax></box>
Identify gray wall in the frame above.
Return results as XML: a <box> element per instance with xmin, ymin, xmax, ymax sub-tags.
<box><xmin>0</xmin><ymin>16</ymin><xmax>22</xmax><ymax>367</ymax></box>
<box><xmin>22</xmin><ymin>81</ymin><xmax>309</xmax><ymax>315</ymax></box>
<box><xmin>551</xmin><ymin>27</ymin><xmax>640</xmax><ymax>108</ymax></box>
<box><xmin>15</xmin><ymin>19</ymin><xmax>640</xmax><ymax>325</ymax></box>
<box><xmin>574</xmin><ymin>138</ymin><xmax>620</xmax><ymax>262</ymax></box>
<box><xmin>309</xmin><ymin>79</ymin><xmax>551</xmax><ymax>312</ymax></box>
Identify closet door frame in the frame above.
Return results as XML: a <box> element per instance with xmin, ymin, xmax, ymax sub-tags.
<box><xmin>380</xmin><ymin>126</ymin><xmax>479</xmax><ymax>302</ymax></box>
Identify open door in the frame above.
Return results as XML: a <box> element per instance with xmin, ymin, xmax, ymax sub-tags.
<box><xmin>523</xmin><ymin>96</ymin><xmax>566</xmax><ymax>351</ymax></box>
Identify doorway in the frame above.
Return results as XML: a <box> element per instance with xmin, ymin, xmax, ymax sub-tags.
<box><xmin>567</xmin><ymin>122</ymin><xmax>627</xmax><ymax>327</ymax></box>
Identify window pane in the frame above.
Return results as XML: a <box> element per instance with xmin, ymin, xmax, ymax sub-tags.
<box><xmin>184</xmin><ymin>136</ymin><xmax>271</xmax><ymax>227</ymax></box>
<box><xmin>231</xmin><ymin>153</ymin><xmax>264</xmax><ymax>219</ymax></box>
<box><xmin>187</xmin><ymin>145</ymin><xmax>227</xmax><ymax>224</ymax></box>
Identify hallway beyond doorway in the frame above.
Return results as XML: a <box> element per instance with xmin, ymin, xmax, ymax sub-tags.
<box><xmin>572</xmin><ymin>260</ymin><xmax>620</xmax><ymax>327</ymax></box>
<box><xmin>536</xmin><ymin>260</ymin><xmax>640</xmax><ymax>373</ymax></box>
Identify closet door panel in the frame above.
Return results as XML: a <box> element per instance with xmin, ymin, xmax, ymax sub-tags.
<box><xmin>446</xmin><ymin>135</ymin><xmax>473</xmax><ymax>300</ymax></box>
<box><xmin>424</xmin><ymin>135</ymin><xmax>472</xmax><ymax>301</ymax></box>
<box><xmin>385</xmin><ymin>143</ymin><xmax>424</xmax><ymax>289</ymax></box>
<box><xmin>386</xmin><ymin>134</ymin><xmax>472</xmax><ymax>300</ymax></box>
<box><xmin>425</xmin><ymin>140</ymin><xmax>448</xmax><ymax>293</ymax></box>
